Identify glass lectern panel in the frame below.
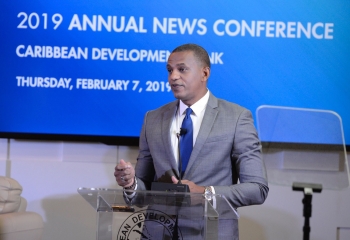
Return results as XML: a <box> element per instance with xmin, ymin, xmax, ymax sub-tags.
<box><xmin>256</xmin><ymin>105</ymin><xmax>349</xmax><ymax>190</ymax></box>
<box><xmin>78</xmin><ymin>188</ymin><xmax>238</xmax><ymax>240</ymax></box>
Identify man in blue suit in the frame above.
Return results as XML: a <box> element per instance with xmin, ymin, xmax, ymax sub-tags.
<box><xmin>115</xmin><ymin>43</ymin><xmax>269</xmax><ymax>239</ymax></box>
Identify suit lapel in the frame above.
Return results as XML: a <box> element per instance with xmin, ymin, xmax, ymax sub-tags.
<box><xmin>184</xmin><ymin>93</ymin><xmax>219</xmax><ymax>176</ymax></box>
<box><xmin>161</xmin><ymin>100</ymin><xmax>179</xmax><ymax>173</ymax></box>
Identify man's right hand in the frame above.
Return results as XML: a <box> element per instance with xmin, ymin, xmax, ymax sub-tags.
<box><xmin>114</xmin><ymin>159</ymin><xmax>135</xmax><ymax>188</ymax></box>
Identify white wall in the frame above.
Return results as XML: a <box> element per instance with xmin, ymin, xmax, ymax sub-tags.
<box><xmin>1</xmin><ymin>139</ymin><xmax>349</xmax><ymax>240</ymax></box>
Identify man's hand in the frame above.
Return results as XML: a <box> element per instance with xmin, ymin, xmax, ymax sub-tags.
<box><xmin>114</xmin><ymin>159</ymin><xmax>135</xmax><ymax>188</ymax></box>
<box><xmin>171</xmin><ymin>176</ymin><xmax>205</xmax><ymax>193</ymax></box>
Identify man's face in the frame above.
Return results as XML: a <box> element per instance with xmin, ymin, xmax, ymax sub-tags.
<box><xmin>166</xmin><ymin>51</ymin><xmax>210</xmax><ymax>106</ymax></box>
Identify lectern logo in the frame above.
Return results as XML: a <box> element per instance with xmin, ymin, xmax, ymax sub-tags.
<box><xmin>117</xmin><ymin>209</ymin><xmax>183</xmax><ymax>240</ymax></box>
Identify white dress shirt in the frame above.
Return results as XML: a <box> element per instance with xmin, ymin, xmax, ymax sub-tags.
<box><xmin>170</xmin><ymin>90</ymin><xmax>210</xmax><ymax>164</ymax></box>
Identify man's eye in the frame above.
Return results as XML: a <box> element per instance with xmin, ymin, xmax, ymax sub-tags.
<box><xmin>167</xmin><ymin>68</ymin><xmax>172</xmax><ymax>73</ymax></box>
<box><xmin>179</xmin><ymin>68</ymin><xmax>186</xmax><ymax>72</ymax></box>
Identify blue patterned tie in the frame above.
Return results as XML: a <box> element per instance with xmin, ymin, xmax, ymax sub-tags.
<box><xmin>180</xmin><ymin>108</ymin><xmax>193</xmax><ymax>177</ymax></box>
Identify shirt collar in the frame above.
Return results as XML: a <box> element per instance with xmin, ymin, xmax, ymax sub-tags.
<box><xmin>179</xmin><ymin>90</ymin><xmax>210</xmax><ymax>116</ymax></box>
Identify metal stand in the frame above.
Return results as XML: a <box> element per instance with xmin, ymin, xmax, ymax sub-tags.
<box><xmin>292</xmin><ymin>182</ymin><xmax>322</xmax><ymax>240</ymax></box>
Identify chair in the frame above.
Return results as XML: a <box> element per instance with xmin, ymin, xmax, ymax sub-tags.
<box><xmin>0</xmin><ymin>176</ymin><xmax>44</xmax><ymax>240</ymax></box>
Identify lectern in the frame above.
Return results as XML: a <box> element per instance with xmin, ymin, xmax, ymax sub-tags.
<box><xmin>78</xmin><ymin>188</ymin><xmax>239</xmax><ymax>240</ymax></box>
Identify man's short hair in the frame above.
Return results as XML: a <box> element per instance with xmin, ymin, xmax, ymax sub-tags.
<box><xmin>172</xmin><ymin>43</ymin><xmax>211</xmax><ymax>69</ymax></box>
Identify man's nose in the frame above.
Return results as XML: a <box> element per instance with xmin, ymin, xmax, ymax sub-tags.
<box><xmin>169</xmin><ymin>71</ymin><xmax>179</xmax><ymax>81</ymax></box>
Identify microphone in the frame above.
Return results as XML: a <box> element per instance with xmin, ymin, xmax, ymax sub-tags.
<box><xmin>179</xmin><ymin>128</ymin><xmax>187</xmax><ymax>135</ymax></box>
<box><xmin>177</xmin><ymin>128</ymin><xmax>187</xmax><ymax>184</ymax></box>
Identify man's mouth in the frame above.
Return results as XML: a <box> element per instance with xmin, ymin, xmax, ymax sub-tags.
<box><xmin>171</xmin><ymin>84</ymin><xmax>183</xmax><ymax>89</ymax></box>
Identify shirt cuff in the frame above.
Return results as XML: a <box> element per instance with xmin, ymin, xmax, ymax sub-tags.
<box><xmin>123</xmin><ymin>178</ymin><xmax>138</xmax><ymax>199</ymax></box>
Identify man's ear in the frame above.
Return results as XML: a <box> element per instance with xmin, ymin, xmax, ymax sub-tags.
<box><xmin>202</xmin><ymin>66</ymin><xmax>210</xmax><ymax>82</ymax></box>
